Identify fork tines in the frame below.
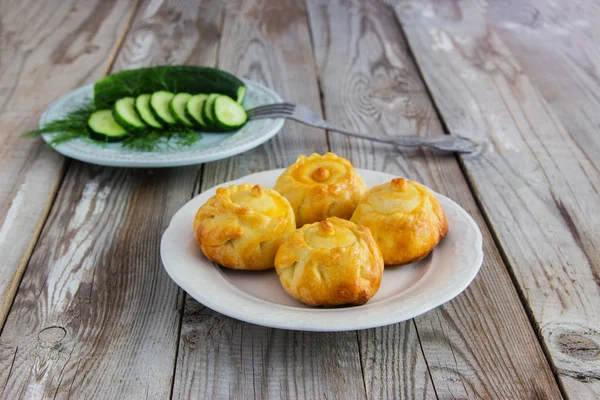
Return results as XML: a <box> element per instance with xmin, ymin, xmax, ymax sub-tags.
<box><xmin>247</xmin><ymin>103</ymin><xmax>295</xmax><ymax>118</ymax></box>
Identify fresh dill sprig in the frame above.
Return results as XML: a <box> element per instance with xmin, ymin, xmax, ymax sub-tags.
<box><xmin>93</xmin><ymin>63</ymin><xmax>179</xmax><ymax>108</ymax></box>
<box><xmin>24</xmin><ymin>99</ymin><xmax>202</xmax><ymax>152</ymax></box>
<box><xmin>24</xmin><ymin>101</ymin><xmax>96</xmax><ymax>145</ymax></box>
<box><xmin>121</xmin><ymin>127</ymin><xmax>200</xmax><ymax>152</ymax></box>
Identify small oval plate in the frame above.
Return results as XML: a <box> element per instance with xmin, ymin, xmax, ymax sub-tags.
<box><xmin>40</xmin><ymin>80</ymin><xmax>284</xmax><ymax>168</ymax></box>
<box><xmin>160</xmin><ymin>169</ymin><xmax>483</xmax><ymax>331</ymax></box>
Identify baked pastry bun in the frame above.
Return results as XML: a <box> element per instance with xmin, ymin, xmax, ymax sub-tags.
<box><xmin>194</xmin><ymin>184</ymin><xmax>296</xmax><ymax>270</ymax></box>
<box><xmin>274</xmin><ymin>217</ymin><xmax>383</xmax><ymax>306</ymax></box>
<box><xmin>351</xmin><ymin>178</ymin><xmax>448</xmax><ymax>266</ymax></box>
<box><xmin>274</xmin><ymin>152</ymin><xmax>368</xmax><ymax>227</ymax></box>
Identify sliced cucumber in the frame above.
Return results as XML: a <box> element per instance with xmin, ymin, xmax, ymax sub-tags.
<box><xmin>214</xmin><ymin>95</ymin><xmax>247</xmax><ymax>130</ymax></box>
<box><xmin>150</xmin><ymin>91</ymin><xmax>176</xmax><ymax>125</ymax></box>
<box><xmin>236</xmin><ymin>86</ymin><xmax>246</xmax><ymax>104</ymax></box>
<box><xmin>169</xmin><ymin>93</ymin><xmax>194</xmax><ymax>126</ymax></box>
<box><xmin>88</xmin><ymin>110</ymin><xmax>128</xmax><ymax>142</ymax></box>
<box><xmin>185</xmin><ymin>94</ymin><xmax>209</xmax><ymax>129</ymax></box>
<box><xmin>203</xmin><ymin>93</ymin><xmax>221</xmax><ymax>130</ymax></box>
<box><xmin>113</xmin><ymin>97</ymin><xmax>146</xmax><ymax>131</ymax></box>
<box><xmin>135</xmin><ymin>94</ymin><xmax>162</xmax><ymax>129</ymax></box>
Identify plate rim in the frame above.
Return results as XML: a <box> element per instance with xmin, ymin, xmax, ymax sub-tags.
<box><xmin>39</xmin><ymin>79</ymin><xmax>285</xmax><ymax>168</ymax></box>
<box><xmin>160</xmin><ymin>169</ymin><xmax>484</xmax><ymax>331</ymax></box>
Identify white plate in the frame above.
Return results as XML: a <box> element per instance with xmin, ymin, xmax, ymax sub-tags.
<box><xmin>160</xmin><ymin>169</ymin><xmax>483</xmax><ymax>331</ymax></box>
<box><xmin>40</xmin><ymin>80</ymin><xmax>284</xmax><ymax>168</ymax></box>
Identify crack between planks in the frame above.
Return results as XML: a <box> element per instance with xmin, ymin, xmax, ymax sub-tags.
<box><xmin>393</xmin><ymin>11</ymin><xmax>569</xmax><ymax>400</ymax></box>
<box><xmin>191</xmin><ymin>164</ymin><xmax>205</xmax><ymax>198</ymax></box>
<box><xmin>412</xmin><ymin>319</ymin><xmax>440</xmax><ymax>400</ymax></box>
<box><xmin>53</xmin><ymin>345</ymin><xmax>77</xmax><ymax>400</ymax></box>
<box><xmin>4</xmin><ymin>346</ymin><xmax>18</xmax><ymax>389</ymax></box>
<box><xmin>66</xmin><ymin>357</ymin><xmax>81</xmax><ymax>400</ymax></box>
<box><xmin>168</xmin><ymin>289</ymin><xmax>187</xmax><ymax>400</ymax></box>
<box><xmin>251</xmin><ymin>336</ymin><xmax>256</xmax><ymax>400</ymax></box>
<box><xmin>354</xmin><ymin>331</ymin><xmax>369</xmax><ymax>399</ymax></box>
<box><xmin>101</xmin><ymin>0</ymin><xmax>143</xmax><ymax>76</ymax></box>
<box><xmin>303</xmin><ymin>0</ymin><xmax>332</xmax><ymax>154</ymax></box>
<box><xmin>213</xmin><ymin>4</ymin><xmax>226</xmax><ymax>72</ymax></box>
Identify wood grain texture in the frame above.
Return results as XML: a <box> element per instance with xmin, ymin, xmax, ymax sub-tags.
<box><xmin>112</xmin><ymin>0</ymin><xmax>222</xmax><ymax>70</ymax></box>
<box><xmin>0</xmin><ymin>167</ymin><xmax>195</xmax><ymax>398</ymax></box>
<box><xmin>173</xmin><ymin>1</ymin><xmax>366</xmax><ymax>399</ymax></box>
<box><xmin>488</xmin><ymin>0</ymin><xmax>600</xmax><ymax>170</ymax></box>
<box><xmin>394</xmin><ymin>0</ymin><xmax>600</xmax><ymax>398</ymax></box>
<box><xmin>0</xmin><ymin>0</ymin><xmax>136</xmax><ymax>330</ymax></box>
<box><xmin>177</xmin><ymin>302</ymin><xmax>366</xmax><ymax>400</ymax></box>
<box><xmin>357</xmin><ymin>323</ymin><xmax>435</xmax><ymax>399</ymax></box>
<box><xmin>306</xmin><ymin>0</ymin><xmax>563</xmax><ymax>398</ymax></box>
<box><xmin>0</xmin><ymin>0</ymin><xmax>222</xmax><ymax>397</ymax></box>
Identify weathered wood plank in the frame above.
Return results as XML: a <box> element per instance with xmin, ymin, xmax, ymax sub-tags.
<box><xmin>395</xmin><ymin>0</ymin><xmax>600</xmax><ymax>398</ymax></box>
<box><xmin>177</xmin><ymin>303</ymin><xmax>366</xmax><ymax>399</ymax></box>
<box><xmin>488</xmin><ymin>0</ymin><xmax>600</xmax><ymax>170</ymax></box>
<box><xmin>357</xmin><ymin>323</ymin><xmax>435</xmax><ymax>399</ymax></box>
<box><xmin>0</xmin><ymin>0</ymin><xmax>137</xmax><ymax>330</ymax></box>
<box><xmin>173</xmin><ymin>1</ymin><xmax>367</xmax><ymax>399</ymax></box>
<box><xmin>0</xmin><ymin>0</ymin><xmax>222</xmax><ymax>397</ymax></box>
<box><xmin>306</xmin><ymin>0</ymin><xmax>563</xmax><ymax>398</ymax></box>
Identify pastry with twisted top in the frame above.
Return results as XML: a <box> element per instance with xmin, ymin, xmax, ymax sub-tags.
<box><xmin>194</xmin><ymin>184</ymin><xmax>296</xmax><ymax>270</ymax></box>
<box><xmin>274</xmin><ymin>153</ymin><xmax>368</xmax><ymax>227</ymax></box>
<box><xmin>274</xmin><ymin>217</ymin><xmax>383</xmax><ymax>306</ymax></box>
<box><xmin>351</xmin><ymin>178</ymin><xmax>448</xmax><ymax>266</ymax></box>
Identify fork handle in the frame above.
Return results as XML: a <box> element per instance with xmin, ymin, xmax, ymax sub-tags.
<box><xmin>291</xmin><ymin>118</ymin><xmax>478</xmax><ymax>154</ymax></box>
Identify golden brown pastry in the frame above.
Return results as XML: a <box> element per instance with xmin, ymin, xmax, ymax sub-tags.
<box><xmin>350</xmin><ymin>178</ymin><xmax>448</xmax><ymax>266</ymax></box>
<box><xmin>274</xmin><ymin>217</ymin><xmax>383</xmax><ymax>306</ymax></box>
<box><xmin>194</xmin><ymin>184</ymin><xmax>296</xmax><ymax>270</ymax></box>
<box><xmin>274</xmin><ymin>152</ymin><xmax>368</xmax><ymax>227</ymax></box>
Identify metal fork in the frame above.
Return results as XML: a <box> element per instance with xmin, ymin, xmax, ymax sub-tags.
<box><xmin>247</xmin><ymin>103</ymin><xmax>478</xmax><ymax>153</ymax></box>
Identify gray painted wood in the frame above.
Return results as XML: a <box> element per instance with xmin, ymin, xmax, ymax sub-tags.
<box><xmin>307</xmin><ymin>0</ymin><xmax>563</xmax><ymax>398</ymax></box>
<box><xmin>394</xmin><ymin>0</ymin><xmax>600</xmax><ymax>398</ymax></box>
<box><xmin>176</xmin><ymin>303</ymin><xmax>367</xmax><ymax>400</ymax></box>
<box><xmin>0</xmin><ymin>0</ymin><xmax>136</xmax><ymax>330</ymax></box>
<box><xmin>0</xmin><ymin>0</ymin><xmax>221</xmax><ymax>397</ymax></box>
<box><xmin>172</xmin><ymin>1</ymin><xmax>367</xmax><ymax>399</ymax></box>
<box><xmin>0</xmin><ymin>166</ymin><xmax>196</xmax><ymax>398</ymax></box>
<box><xmin>2</xmin><ymin>0</ymin><xmax>595</xmax><ymax>397</ymax></box>
<box><xmin>489</xmin><ymin>0</ymin><xmax>600</xmax><ymax>170</ymax></box>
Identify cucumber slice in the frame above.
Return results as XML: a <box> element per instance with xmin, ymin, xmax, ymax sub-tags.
<box><xmin>203</xmin><ymin>93</ymin><xmax>221</xmax><ymax>129</ymax></box>
<box><xmin>135</xmin><ymin>94</ymin><xmax>162</xmax><ymax>129</ymax></box>
<box><xmin>169</xmin><ymin>93</ymin><xmax>194</xmax><ymax>126</ymax></box>
<box><xmin>236</xmin><ymin>86</ymin><xmax>246</xmax><ymax>104</ymax></box>
<box><xmin>88</xmin><ymin>110</ymin><xmax>128</xmax><ymax>142</ymax></box>
<box><xmin>150</xmin><ymin>91</ymin><xmax>176</xmax><ymax>125</ymax></box>
<box><xmin>185</xmin><ymin>94</ymin><xmax>209</xmax><ymax>129</ymax></box>
<box><xmin>214</xmin><ymin>95</ymin><xmax>248</xmax><ymax>130</ymax></box>
<box><xmin>113</xmin><ymin>97</ymin><xmax>146</xmax><ymax>131</ymax></box>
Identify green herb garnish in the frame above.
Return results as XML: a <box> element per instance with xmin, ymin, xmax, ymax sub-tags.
<box><xmin>24</xmin><ymin>101</ymin><xmax>201</xmax><ymax>151</ymax></box>
<box><xmin>121</xmin><ymin>127</ymin><xmax>200</xmax><ymax>151</ymax></box>
<box><xmin>24</xmin><ymin>101</ymin><xmax>96</xmax><ymax>145</ymax></box>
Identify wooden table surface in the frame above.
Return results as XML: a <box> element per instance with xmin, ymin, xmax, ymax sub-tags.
<box><xmin>0</xmin><ymin>0</ymin><xmax>598</xmax><ymax>398</ymax></box>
